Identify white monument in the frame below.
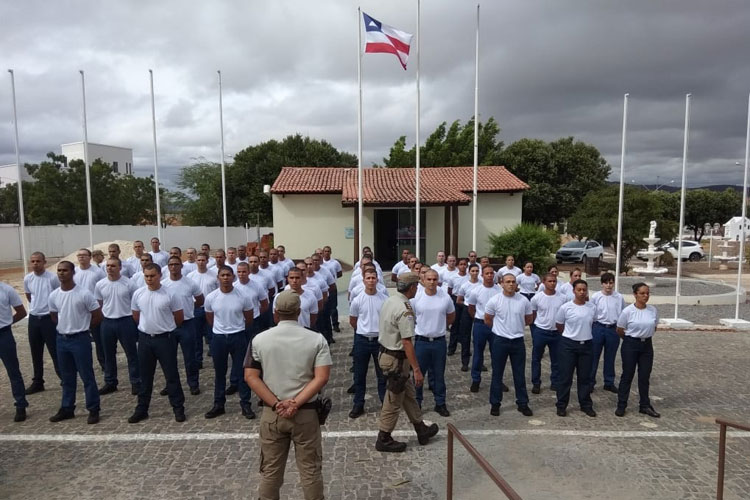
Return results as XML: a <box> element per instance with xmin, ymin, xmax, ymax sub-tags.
<box><xmin>632</xmin><ymin>221</ymin><xmax>668</xmax><ymax>287</ymax></box>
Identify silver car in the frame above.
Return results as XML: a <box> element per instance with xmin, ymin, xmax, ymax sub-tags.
<box><xmin>556</xmin><ymin>240</ymin><xmax>604</xmax><ymax>264</ymax></box>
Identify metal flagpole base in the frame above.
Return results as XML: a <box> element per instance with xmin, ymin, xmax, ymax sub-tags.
<box><xmin>661</xmin><ymin>318</ymin><xmax>694</xmax><ymax>330</ymax></box>
<box><xmin>719</xmin><ymin>318</ymin><xmax>750</xmax><ymax>330</ymax></box>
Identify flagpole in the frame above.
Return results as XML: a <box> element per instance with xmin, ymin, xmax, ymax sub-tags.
<box><xmin>415</xmin><ymin>0</ymin><xmax>421</xmax><ymax>261</ymax></box>
<box><xmin>8</xmin><ymin>70</ymin><xmax>28</xmax><ymax>275</ymax></box>
<box><xmin>614</xmin><ymin>93</ymin><xmax>629</xmax><ymax>292</ymax></box>
<box><xmin>149</xmin><ymin>70</ymin><xmax>163</xmax><ymax>243</ymax></box>
<box><xmin>218</xmin><ymin>70</ymin><xmax>228</xmax><ymax>250</ymax></box>
<box><xmin>357</xmin><ymin>7</ymin><xmax>364</xmax><ymax>264</ymax></box>
<box><xmin>79</xmin><ymin>70</ymin><xmax>94</xmax><ymax>250</ymax></box>
<box><xmin>674</xmin><ymin>93</ymin><xmax>690</xmax><ymax>320</ymax></box>
<box><xmin>471</xmin><ymin>4</ymin><xmax>480</xmax><ymax>254</ymax></box>
<box><xmin>735</xmin><ymin>93</ymin><xmax>750</xmax><ymax>320</ymax></box>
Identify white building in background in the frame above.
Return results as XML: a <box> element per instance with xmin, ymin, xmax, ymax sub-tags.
<box><xmin>0</xmin><ymin>164</ymin><xmax>32</xmax><ymax>187</ymax></box>
<box><xmin>724</xmin><ymin>216</ymin><xmax>750</xmax><ymax>241</ymax></box>
<box><xmin>61</xmin><ymin>142</ymin><xmax>133</xmax><ymax>175</ymax></box>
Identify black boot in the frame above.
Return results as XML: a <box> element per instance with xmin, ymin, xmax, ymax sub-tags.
<box><xmin>375</xmin><ymin>431</ymin><xmax>407</xmax><ymax>452</ymax></box>
<box><xmin>414</xmin><ymin>421</ymin><xmax>439</xmax><ymax>445</ymax></box>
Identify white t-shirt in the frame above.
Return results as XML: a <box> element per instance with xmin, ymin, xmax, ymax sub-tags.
<box><xmin>236</xmin><ymin>279</ymin><xmax>269</xmax><ymax>319</ymax></box>
<box><xmin>204</xmin><ymin>287</ymin><xmax>253</xmax><ymax>334</ymax></box>
<box><xmin>322</xmin><ymin>258</ymin><xmax>342</xmax><ymax>278</ymax></box>
<box><xmin>349</xmin><ymin>282</ymin><xmax>388</xmax><ymax>303</ymax></box>
<box><xmin>49</xmin><ymin>285</ymin><xmax>99</xmax><ymax>334</ymax></box>
<box><xmin>162</xmin><ymin>276</ymin><xmax>202</xmax><ymax>321</ymax></box>
<box><xmin>448</xmin><ymin>273</ymin><xmax>468</xmax><ymax>295</ymax></box>
<box><xmin>516</xmin><ymin>273</ymin><xmax>541</xmax><ymax>294</ymax></box>
<box><xmin>74</xmin><ymin>265</ymin><xmax>106</xmax><ymax>293</ymax></box>
<box><xmin>273</xmin><ymin>288</ymin><xmax>318</xmax><ymax>329</ymax></box>
<box><xmin>130</xmin><ymin>271</ymin><xmax>146</xmax><ymax>289</ymax></box>
<box><xmin>456</xmin><ymin>279</ymin><xmax>480</xmax><ymax>299</ymax></box>
<box><xmin>410</xmin><ymin>289</ymin><xmax>455</xmax><ymax>337</ymax></box>
<box><xmin>125</xmin><ymin>256</ymin><xmax>142</xmax><ymax>275</ymax></box>
<box><xmin>497</xmin><ymin>266</ymin><xmax>522</xmax><ymax>281</ymax></box>
<box><xmin>105</xmin><ymin>260</ymin><xmax>133</xmax><ymax>278</ymax></box>
<box><xmin>132</xmin><ymin>286</ymin><xmax>182</xmax><ymax>334</ymax></box>
<box><xmin>252</xmin><ymin>269</ymin><xmax>277</xmax><ymax>294</ymax></box>
<box><xmin>95</xmin><ymin>276</ymin><xmax>137</xmax><ymax>319</ymax></box>
<box><xmin>349</xmin><ymin>290</ymin><xmax>388</xmax><ymax>336</ymax></box>
<box><xmin>24</xmin><ymin>271</ymin><xmax>60</xmax><ymax>315</ymax></box>
<box><xmin>268</xmin><ymin>261</ymin><xmax>287</xmax><ymax>282</ymax></box>
<box><xmin>306</xmin><ymin>274</ymin><xmax>328</xmax><ymax>297</ymax></box>
<box><xmin>485</xmin><ymin>292</ymin><xmax>532</xmax><ymax>339</ymax></box>
<box><xmin>555</xmin><ymin>301</ymin><xmax>596</xmax><ymax>341</ymax></box>
<box><xmin>182</xmin><ymin>261</ymin><xmax>198</xmax><ymax>275</ymax></box>
<box><xmin>530</xmin><ymin>291</ymin><xmax>568</xmax><ymax>331</ymax></box>
<box><xmin>277</xmin><ymin>258</ymin><xmax>295</xmax><ymax>274</ymax></box>
<box><xmin>161</xmin><ymin>265</ymin><xmax>189</xmax><ymax>279</ymax></box>
<box><xmin>314</xmin><ymin>268</ymin><xmax>335</xmax><ymax>287</ymax></box>
<box><xmin>149</xmin><ymin>250</ymin><xmax>169</xmax><ymax>267</ymax></box>
<box><xmin>591</xmin><ymin>291</ymin><xmax>626</xmax><ymax>325</ymax></box>
<box><xmin>465</xmin><ymin>283</ymin><xmax>502</xmax><ymax>319</ymax></box>
<box><xmin>351</xmin><ymin>265</ymin><xmax>384</xmax><ymax>284</ymax></box>
<box><xmin>262</xmin><ymin>265</ymin><xmax>285</xmax><ymax>288</ymax></box>
<box><xmin>0</xmin><ymin>282</ymin><xmax>22</xmax><ymax>329</ymax></box>
<box><xmin>391</xmin><ymin>261</ymin><xmax>409</xmax><ymax>277</ymax></box>
<box><xmin>617</xmin><ymin>304</ymin><xmax>659</xmax><ymax>339</ymax></box>
<box><xmin>187</xmin><ymin>269</ymin><xmax>219</xmax><ymax>299</ymax></box>
<box><xmin>559</xmin><ymin>282</ymin><xmax>576</xmax><ymax>301</ymax></box>
<box><xmin>441</xmin><ymin>268</ymin><xmax>459</xmax><ymax>292</ymax></box>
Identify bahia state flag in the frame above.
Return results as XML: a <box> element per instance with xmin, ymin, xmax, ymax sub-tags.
<box><xmin>362</xmin><ymin>12</ymin><xmax>413</xmax><ymax>70</ymax></box>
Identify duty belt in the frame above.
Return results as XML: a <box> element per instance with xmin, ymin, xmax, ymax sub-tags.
<box><xmin>378</xmin><ymin>346</ymin><xmax>406</xmax><ymax>359</ymax></box>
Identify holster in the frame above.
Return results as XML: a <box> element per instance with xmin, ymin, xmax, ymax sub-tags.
<box><xmin>384</xmin><ymin>356</ymin><xmax>409</xmax><ymax>394</ymax></box>
<box><xmin>316</xmin><ymin>397</ymin><xmax>332</xmax><ymax>425</ymax></box>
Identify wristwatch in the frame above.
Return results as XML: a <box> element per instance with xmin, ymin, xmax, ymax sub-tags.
<box><xmin>271</xmin><ymin>400</ymin><xmax>280</xmax><ymax>412</ymax></box>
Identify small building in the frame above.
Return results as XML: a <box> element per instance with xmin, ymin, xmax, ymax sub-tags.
<box><xmin>0</xmin><ymin>163</ymin><xmax>32</xmax><ymax>187</ymax></box>
<box><xmin>724</xmin><ymin>216</ymin><xmax>750</xmax><ymax>241</ymax></box>
<box><xmin>271</xmin><ymin>166</ymin><xmax>528</xmax><ymax>267</ymax></box>
<box><xmin>61</xmin><ymin>142</ymin><xmax>133</xmax><ymax>175</ymax></box>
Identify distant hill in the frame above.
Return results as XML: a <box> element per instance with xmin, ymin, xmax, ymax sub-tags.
<box><xmin>606</xmin><ymin>182</ymin><xmax>747</xmax><ymax>194</ymax></box>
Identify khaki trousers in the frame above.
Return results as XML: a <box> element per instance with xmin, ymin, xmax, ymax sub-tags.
<box><xmin>377</xmin><ymin>351</ymin><xmax>423</xmax><ymax>433</ymax></box>
<box><xmin>258</xmin><ymin>407</ymin><xmax>324</xmax><ymax>500</ymax></box>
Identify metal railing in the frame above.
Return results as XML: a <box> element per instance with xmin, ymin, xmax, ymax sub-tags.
<box><xmin>446</xmin><ymin>423</ymin><xmax>523</xmax><ymax>500</ymax></box>
<box><xmin>716</xmin><ymin>417</ymin><xmax>750</xmax><ymax>500</ymax></box>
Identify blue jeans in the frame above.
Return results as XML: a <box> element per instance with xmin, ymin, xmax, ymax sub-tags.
<box><xmin>590</xmin><ymin>322</ymin><xmax>621</xmax><ymax>388</ymax></box>
<box><xmin>329</xmin><ymin>286</ymin><xmax>339</xmax><ymax>328</ymax></box>
<box><xmin>352</xmin><ymin>334</ymin><xmax>386</xmax><ymax>407</ymax></box>
<box><xmin>617</xmin><ymin>337</ymin><xmax>654</xmax><ymax>410</ymax></box>
<box><xmin>90</xmin><ymin>324</ymin><xmax>105</xmax><ymax>371</ymax></box>
<box><xmin>210</xmin><ymin>332</ymin><xmax>251</xmax><ymax>406</ymax></box>
<box><xmin>136</xmin><ymin>332</ymin><xmax>185</xmax><ymax>413</ymax></box>
<box><xmin>415</xmin><ymin>336</ymin><xmax>447</xmax><ymax>407</ymax></box>
<box><xmin>100</xmin><ymin>316</ymin><xmax>140</xmax><ymax>387</ymax></box>
<box><xmin>57</xmin><ymin>332</ymin><xmax>100</xmax><ymax>411</ymax></box>
<box><xmin>173</xmin><ymin>319</ymin><xmax>198</xmax><ymax>390</ymax></box>
<box><xmin>193</xmin><ymin>306</ymin><xmax>209</xmax><ymax>364</ymax></box>
<box><xmin>489</xmin><ymin>336</ymin><xmax>528</xmax><ymax>407</ymax></box>
<box><xmin>230</xmin><ymin>320</ymin><xmax>259</xmax><ymax>387</ymax></box>
<box><xmin>28</xmin><ymin>314</ymin><xmax>60</xmax><ymax>384</ymax></box>
<box><xmin>556</xmin><ymin>337</ymin><xmax>593</xmax><ymax>410</ymax></box>
<box><xmin>531</xmin><ymin>324</ymin><xmax>560</xmax><ymax>387</ymax></box>
<box><xmin>471</xmin><ymin>319</ymin><xmax>492</xmax><ymax>383</ymax></box>
<box><xmin>0</xmin><ymin>326</ymin><xmax>28</xmax><ymax>408</ymax></box>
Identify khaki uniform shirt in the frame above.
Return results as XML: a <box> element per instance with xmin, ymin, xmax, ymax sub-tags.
<box><xmin>378</xmin><ymin>292</ymin><xmax>415</xmax><ymax>351</ymax></box>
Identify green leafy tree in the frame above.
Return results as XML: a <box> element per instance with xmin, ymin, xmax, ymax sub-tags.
<box><xmin>680</xmin><ymin>188</ymin><xmax>742</xmax><ymax>241</ymax></box>
<box><xmin>176</xmin><ymin>161</ymin><xmax>224</xmax><ymax>226</ymax></box>
<box><xmin>488</xmin><ymin>223</ymin><xmax>560</xmax><ymax>272</ymax></box>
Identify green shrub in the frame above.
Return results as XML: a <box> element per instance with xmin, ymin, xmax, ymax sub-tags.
<box><xmin>488</xmin><ymin>223</ymin><xmax>559</xmax><ymax>272</ymax></box>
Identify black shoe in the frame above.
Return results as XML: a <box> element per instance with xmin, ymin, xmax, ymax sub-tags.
<box><xmin>204</xmin><ymin>405</ymin><xmax>225</xmax><ymax>419</ymax></box>
<box><xmin>87</xmin><ymin>410</ymin><xmax>100</xmax><ymax>424</ymax></box>
<box><xmin>589</xmin><ymin>386</ymin><xmax>595</xmax><ymax>393</ymax></box>
<box><xmin>347</xmin><ymin>384</ymin><xmax>355</xmax><ymax>394</ymax></box>
<box><xmin>25</xmin><ymin>383</ymin><xmax>44</xmax><ymax>395</ymax></box>
<box><xmin>447</xmin><ymin>348</ymin><xmax>456</xmax><ymax>356</ymax></box>
<box><xmin>225</xmin><ymin>385</ymin><xmax>238</xmax><ymax>396</ymax></box>
<box><xmin>502</xmin><ymin>383</ymin><xmax>509</xmax><ymax>392</ymax></box>
<box><xmin>198</xmin><ymin>362</ymin><xmax>204</xmax><ymax>370</ymax></box>
<box><xmin>128</xmin><ymin>410</ymin><xmax>149</xmax><ymax>423</ymax></box>
<box><xmin>98</xmin><ymin>384</ymin><xmax>117</xmax><ymax>395</ymax></box>
<box><xmin>470</xmin><ymin>381</ymin><xmax>480</xmax><ymax>393</ymax></box>
<box><xmin>582</xmin><ymin>407</ymin><xmax>597</xmax><ymax>417</ymax></box>
<box><xmin>414</xmin><ymin>421</ymin><xmax>439</xmax><ymax>445</ymax></box>
<box><xmin>434</xmin><ymin>405</ymin><xmax>450</xmax><ymax>417</ymax></box>
<box><xmin>603</xmin><ymin>385</ymin><xmax>618</xmax><ymax>394</ymax></box>
<box><xmin>639</xmin><ymin>406</ymin><xmax>660</xmax><ymax>418</ymax></box>
<box><xmin>190</xmin><ymin>387</ymin><xmax>201</xmax><ymax>396</ymax></box>
<box><xmin>330</xmin><ymin>338</ymin><xmax>336</xmax><ymax>344</ymax></box>
<box><xmin>481</xmin><ymin>365</ymin><xmax>488</xmax><ymax>372</ymax></box>
<box><xmin>556</xmin><ymin>408</ymin><xmax>567</xmax><ymax>417</ymax></box>
<box><xmin>349</xmin><ymin>349</ymin><xmax>354</xmax><ymax>357</ymax></box>
<box><xmin>241</xmin><ymin>403</ymin><xmax>256</xmax><ymax>420</ymax></box>
<box><xmin>13</xmin><ymin>407</ymin><xmax>26</xmax><ymax>422</ymax></box>
<box><xmin>174</xmin><ymin>407</ymin><xmax>186</xmax><ymax>422</ymax></box>
<box><xmin>461</xmin><ymin>364</ymin><xmax>469</xmax><ymax>372</ymax></box>
<box><xmin>333</xmin><ymin>325</ymin><xmax>341</xmax><ymax>333</ymax></box>
<box><xmin>49</xmin><ymin>408</ymin><xmax>75</xmax><ymax>422</ymax></box>
<box><xmin>490</xmin><ymin>404</ymin><xmax>500</xmax><ymax>416</ymax></box>
<box><xmin>131</xmin><ymin>384</ymin><xmax>141</xmax><ymax>396</ymax></box>
<box><xmin>428</xmin><ymin>385</ymin><xmax>434</xmax><ymax>392</ymax></box>
<box><xmin>518</xmin><ymin>406</ymin><xmax>533</xmax><ymax>417</ymax></box>
<box><xmin>375</xmin><ymin>431</ymin><xmax>407</xmax><ymax>452</ymax></box>
<box><xmin>159</xmin><ymin>387</ymin><xmax>168</xmax><ymax>396</ymax></box>
<box><xmin>531</xmin><ymin>385</ymin><xmax>541</xmax><ymax>394</ymax></box>
<box><xmin>349</xmin><ymin>406</ymin><xmax>365</xmax><ymax>419</ymax></box>
<box><xmin>615</xmin><ymin>407</ymin><xmax>626</xmax><ymax>417</ymax></box>
<box><xmin>550</xmin><ymin>385</ymin><xmax>558</xmax><ymax>392</ymax></box>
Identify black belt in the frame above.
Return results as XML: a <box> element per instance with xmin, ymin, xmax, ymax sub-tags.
<box><xmin>30</xmin><ymin>314</ymin><xmax>51</xmax><ymax>319</ymax></box>
<box><xmin>562</xmin><ymin>336</ymin><xmax>591</xmax><ymax>345</ymax></box>
<box><xmin>260</xmin><ymin>400</ymin><xmax>319</xmax><ymax>409</ymax></box>
<box><xmin>415</xmin><ymin>335</ymin><xmax>446</xmax><ymax>342</ymax></box>
<box><xmin>357</xmin><ymin>335</ymin><xmax>379</xmax><ymax>342</ymax></box>
<box><xmin>594</xmin><ymin>321</ymin><xmax>616</xmax><ymax>328</ymax></box>
<box><xmin>379</xmin><ymin>346</ymin><xmax>406</xmax><ymax>359</ymax></box>
<box><xmin>140</xmin><ymin>331</ymin><xmax>171</xmax><ymax>338</ymax></box>
<box><xmin>57</xmin><ymin>331</ymin><xmax>89</xmax><ymax>337</ymax></box>
<box><xmin>625</xmin><ymin>336</ymin><xmax>652</xmax><ymax>343</ymax></box>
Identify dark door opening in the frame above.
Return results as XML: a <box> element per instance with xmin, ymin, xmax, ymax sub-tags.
<box><xmin>374</xmin><ymin>208</ymin><xmax>426</xmax><ymax>270</ymax></box>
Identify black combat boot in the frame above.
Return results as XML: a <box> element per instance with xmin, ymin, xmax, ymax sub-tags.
<box><xmin>413</xmin><ymin>421</ymin><xmax>439</xmax><ymax>445</ymax></box>
<box><xmin>375</xmin><ymin>431</ymin><xmax>407</xmax><ymax>453</ymax></box>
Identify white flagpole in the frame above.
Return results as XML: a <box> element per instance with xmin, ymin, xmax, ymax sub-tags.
<box><xmin>471</xmin><ymin>4</ymin><xmax>480</xmax><ymax>254</ymax></box>
<box><xmin>8</xmin><ymin>70</ymin><xmax>28</xmax><ymax>275</ymax></box>
<box><xmin>734</xmin><ymin>93</ymin><xmax>750</xmax><ymax>320</ymax></box>
<box><xmin>217</xmin><ymin>70</ymin><xmax>228</xmax><ymax>250</ymax></box>
<box><xmin>415</xmin><ymin>0</ymin><xmax>421</xmax><ymax>261</ymax></box>
<box><xmin>79</xmin><ymin>70</ymin><xmax>94</xmax><ymax>250</ymax></box>
<box><xmin>149</xmin><ymin>70</ymin><xmax>163</xmax><ymax>243</ymax></box>
<box><xmin>674</xmin><ymin>93</ymin><xmax>691</xmax><ymax>320</ymax></box>
<box><xmin>614</xmin><ymin>93</ymin><xmax>629</xmax><ymax>292</ymax></box>
<box><xmin>357</xmin><ymin>7</ymin><xmax>364</xmax><ymax>264</ymax></box>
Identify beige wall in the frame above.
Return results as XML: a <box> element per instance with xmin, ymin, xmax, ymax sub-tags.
<box><xmin>457</xmin><ymin>192</ymin><xmax>523</xmax><ymax>257</ymax></box>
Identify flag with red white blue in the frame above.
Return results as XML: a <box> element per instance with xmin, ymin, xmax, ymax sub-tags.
<box><xmin>362</xmin><ymin>12</ymin><xmax>413</xmax><ymax>70</ymax></box>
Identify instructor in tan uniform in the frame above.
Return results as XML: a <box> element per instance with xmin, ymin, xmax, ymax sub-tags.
<box><xmin>375</xmin><ymin>272</ymin><xmax>439</xmax><ymax>453</ymax></box>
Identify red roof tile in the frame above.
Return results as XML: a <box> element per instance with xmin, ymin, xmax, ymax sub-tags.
<box><xmin>270</xmin><ymin>167</ymin><xmax>351</xmax><ymax>194</ymax></box>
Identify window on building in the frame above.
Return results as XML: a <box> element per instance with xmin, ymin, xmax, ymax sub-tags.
<box><xmin>112</xmin><ymin>161</ymin><xmax>119</xmax><ymax>173</ymax></box>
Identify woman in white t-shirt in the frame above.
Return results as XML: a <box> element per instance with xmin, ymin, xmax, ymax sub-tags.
<box><xmin>615</xmin><ymin>282</ymin><xmax>660</xmax><ymax>418</ymax></box>
<box><xmin>516</xmin><ymin>262</ymin><xmax>540</xmax><ymax>301</ymax></box>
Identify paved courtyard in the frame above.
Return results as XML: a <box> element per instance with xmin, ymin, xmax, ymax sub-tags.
<box><xmin>0</xmin><ymin>318</ymin><xmax>749</xmax><ymax>499</ymax></box>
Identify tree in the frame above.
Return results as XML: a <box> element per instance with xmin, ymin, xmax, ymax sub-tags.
<box><xmin>488</xmin><ymin>223</ymin><xmax>559</xmax><ymax>272</ymax></box>
<box><xmin>176</xmin><ymin>161</ymin><xmax>224</xmax><ymax>226</ymax></box>
<box><xmin>679</xmin><ymin>188</ymin><xmax>742</xmax><ymax>241</ymax></box>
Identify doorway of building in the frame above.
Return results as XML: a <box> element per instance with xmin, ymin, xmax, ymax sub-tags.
<box><xmin>374</xmin><ymin>208</ymin><xmax>425</xmax><ymax>270</ymax></box>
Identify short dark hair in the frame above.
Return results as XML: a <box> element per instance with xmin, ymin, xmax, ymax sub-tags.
<box><xmin>58</xmin><ymin>260</ymin><xmax>75</xmax><ymax>271</ymax></box>
<box><xmin>217</xmin><ymin>265</ymin><xmax>234</xmax><ymax>275</ymax></box>
<box><xmin>632</xmin><ymin>282</ymin><xmax>649</xmax><ymax>293</ymax></box>
<box><xmin>144</xmin><ymin>263</ymin><xmax>161</xmax><ymax>274</ymax></box>
<box><xmin>600</xmin><ymin>272</ymin><xmax>615</xmax><ymax>283</ymax></box>
<box><xmin>572</xmin><ymin>279</ymin><xmax>588</xmax><ymax>289</ymax></box>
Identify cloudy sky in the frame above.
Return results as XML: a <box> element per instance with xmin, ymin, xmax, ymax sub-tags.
<box><xmin>2</xmin><ymin>0</ymin><xmax>749</xmax><ymax>189</ymax></box>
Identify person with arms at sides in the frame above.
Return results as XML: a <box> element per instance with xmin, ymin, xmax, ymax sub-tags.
<box><xmin>497</xmin><ymin>255</ymin><xmax>522</xmax><ymax>282</ymax></box>
<box><xmin>107</xmin><ymin>243</ymin><xmax>132</xmax><ymax>278</ymax></box>
<box><xmin>590</xmin><ymin>272</ymin><xmax>625</xmax><ymax>394</ymax></box>
<box><xmin>295</xmin><ymin>262</ymin><xmax>325</xmax><ymax>313</ymax></box>
<box><xmin>200</xmin><ymin>243</ymin><xmax>217</xmax><ymax>268</ymax></box>
<box><xmin>558</xmin><ymin>268</ymin><xmax>582</xmax><ymax>301</ymax></box>
<box><xmin>130</xmin><ymin>253</ymin><xmax>153</xmax><ymax>289</ymax></box>
<box><xmin>441</xmin><ymin>255</ymin><xmax>458</xmax><ymax>292</ymax></box>
<box><xmin>517</xmin><ymin>262</ymin><xmax>540</xmax><ymax>301</ymax></box>
<box><xmin>94</xmin><ymin>257</ymin><xmax>140</xmax><ymax>396</ymax></box>
<box><xmin>267</xmin><ymin>247</ymin><xmax>286</xmax><ymax>282</ymax></box>
<box><xmin>275</xmin><ymin>268</ymin><xmax>318</xmax><ymax>329</ymax></box>
<box><xmin>161</xmin><ymin>256</ymin><xmax>203</xmax><ymax>397</ymax></box>
<box><xmin>406</xmin><ymin>255</ymin><xmax>419</xmax><ymax>273</ymax></box>
<box><xmin>128</xmin><ymin>263</ymin><xmax>186</xmax><ymax>423</ymax></box>
<box><xmin>182</xmin><ymin>247</ymin><xmax>198</xmax><ymax>275</ymax></box>
<box><xmin>452</xmin><ymin>262</ymin><xmax>480</xmax><ymax>371</ymax></box>
<box><xmin>554</xmin><ymin>279</ymin><xmax>597</xmax><ymax>417</ymax></box>
<box><xmin>160</xmin><ymin>247</ymin><xmax>184</xmax><ymax>278</ymax></box>
<box><xmin>465</xmin><ymin>266</ymin><xmax>504</xmax><ymax>393</ymax></box>
<box><xmin>615</xmin><ymin>283</ymin><xmax>660</xmax><ymax>418</ymax></box>
<box><xmin>249</xmin><ymin>254</ymin><xmax>277</xmax><ymax>332</ymax></box>
<box><xmin>188</xmin><ymin>253</ymin><xmax>218</xmax><ymax>368</ymax></box>
<box><xmin>276</xmin><ymin>245</ymin><xmax>295</xmax><ymax>274</ymax></box>
<box><xmin>48</xmin><ymin>261</ymin><xmax>103</xmax><ymax>424</ymax></box>
<box><xmin>430</xmin><ymin>250</ymin><xmax>447</xmax><ymax>281</ymax></box>
<box><xmin>235</xmin><ymin>244</ymin><xmax>248</xmax><ymax>264</ymax></box>
<box><xmin>485</xmin><ymin>272</ymin><xmax>534</xmax><ymax>417</ymax></box>
<box><xmin>210</xmin><ymin>249</ymin><xmax>227</xmax><ymax>271</ymax></box>
<box><xmin>260</xmin><ymin>250</ymin><xmax>284</xmax><ymax>292</ymax></box>
<box><xmin>244</xmin><ymin>291</ymin><xmax>331</xmax><ymax>500</ymax></box>
<box><xmin>321</xmin><ymin>245</ymin><xmax>343</xmax><ymax>333</ymax></box>
<box><xmin>447</xmin><ymin>258</ymin><xmax>468</xmax><ymax>356</ymax></box>
<box><xmin>348</xmin><ymin>268</ymin><xmax>388</xmax><ymax>419</ymax></box>
<box><xmin>148</xmin><ymin>237</ymin><xmax>169</xmax><ymax>268</ymax></box>
<box><xmin>310</xmin><ymin>253</ymin><xmax>335</xmax><ymax>342</ymax></box>
<box><xmin>235</xmin><ymin>262</ymin><xmax>269</xmax><ymax>343</ymax></box>
<box><xmin>348</xmin><ymin>256</ymin><xmax>375</xmax><ymax>301</ymax></box>
<box><xmin>92</xmin><ymin>249</ymin><xmax>105</xmax><ymax>269</ymax></box>
<box><xmin>225</xmin><ymin>247</ymin><xmax>238</xmax><ymax>273</ymax></box>
<box><xmin>204</xmin><ymin>266</ymin><xmax>255</xmax><ymax>419</ymax></box>
<box><xmin>537</xmin><ymin>265</ymin><xmax>564</xmax><ymax>293</ymax></box>
<box><xmin>75</xmin><ymin>248</ymin><xmax>107</xmax><ymax>372</ymax></box>
<box><xmin>0</xmin><ymin>279</ymin><xmax>28</xmax><ymax>421</ymax></box>
<box><xmin>390</xmin><ymin>249</ymin><xmax>412</xmax><ymax>283</ymax></box>
<box><xmin>467</xmin><ymin>250</ymin><xmax>478</xmax><ymax>267</ymax></box>
<box><xmin>349</xmin><ymin>264</ymin><xmax>387</xmax><ymax>304</ymax></box>
<box><xmin>410</xmin><ymin>269</ymin><xmax>455</xmax><ymax>417</ymax></box>
<box><xmin>529</xmin><ymin>273</ymin><xmax>567</xmax><ymax>395</ymax></box>
<box><xmin>126</xmin><ymin>240</ymin><xmax>146</xmax><ymax>276</ymax></box>
<box><xmin>23</xmin><ymin>251</ymin><xmax>61</xmax><ymax>393</ymax></box>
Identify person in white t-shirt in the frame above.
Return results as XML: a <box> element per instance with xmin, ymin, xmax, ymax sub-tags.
<box><xmin>447</xmin><ymin>258</ymin><xmax>467</xmax><ymax>357</ymax></box>
<box><xmin>48</xmin><ymin>261</ymin><xmax>103</xmax><ymax>425</ymax></box>
<box><xmin>484</xmin><ymin>272</ymin><xmax>534</xmax><ymax>417</ymax></box>
<box><xmin>430</xmin><ymin>251</ymin><xmax>447</xmax><ymax>282</ymax></box>
<box><xmin>465</xmin><ymin>266</ymin><xmax>502</xmax><ymax>391</ymax></box>
<box><xmin>249</xmin><ymin>254</ymin><xmax>277</xmax><ymax>332</ymax></box>
<box><xmin>0</xmin><ymin>280</ymin><xmax>28</xmax><ymax>422</ymax></box>
<box><xmin>558</xmin><ymin>268</ymin><xmax>582</xmax><ymax>302</ymax></box>
<box><xmin>311</xmin><ymin>253</ymin><xmax>335</xmax><ymax>341</ymax></box>
<box><xmin>160</xmin><ymin>247</ymin><xmax>186</xmax><ymax>278</ymax></box>
<box><xmin>615</xmin><ymin>283</ymin><xmax>660</xmax><ymax>418</ymax></box>
<box><xmin>275</xmin><ymin>268</ymin><xmax>318</xmax><ymax>329</ymax></box>
<box><xmin>149</xmin><ymin>237</ymin><xmax>169</xmax><ymax>268</ymax></box>
<box><xmin>188</xmin><ymin>253</ymin><xmax>218</xmax><ymax>367</ymax></box>
<box><xmin>452</xmin><ymin>262</ymin><xmax>479</xmax><ymax>371</ymax></box>
<box><xmin>496</xmin><ymin>255</ymin><xmax>522</xmax><ymax>283</ymax></box>
<box><xmin>75</xmin><ymin>247</ymin><xmax>107</xmax><ymax>371</ymax></box>
<box><xmin>94</xmin><ymin>257</ymin><xmax>140</xmax><ymax>397</ymax></box>
<box><xmin>390</xmin><ymin>249</ymin><xmax>412</xmax><ymax>283</ymax></box>
<box><xmin>125</xmin><ymin>240</ymin><xmax>146</xmax><ymax>278</ymax></box>
<box><xmin>322</xmin><ymin>245</ymin><xmax>343</xmax><ymax>333</ymax></box>
<box><xmin>182</xmin><ymin>247</ymin><xmax>198</xmax><ymax>275</ymax></box>
<box><xmin>235</xmin><ymin>262</ymin><xmax>269</xmax><ymax>340</ymax></box>
<box><xmin>441</xmin><ymin>255</ymin><xmax>458</xmax><ymax>291</ymax></box>
<box><xmin>260</xmin><ymin>250</ymin><xmax>284</xmax><ymax>291</ymax></box>
<box><xmin>554</xmin><ymin>279</ymin><xmax>597</xmax><ymax>418</ymax></box>
<box><xmin>107</xmin><ymin>243</ymin><xmax>133</xmax><ymax>278</ymax></box>
<box><xmin>590</xmin><ymin>272</ymin><xmax>625</xmax><ymax>394</ymax></box>
<box><xmin>529</xmin><ymin>273</ymin><xmax>567</xmax><ymax>395</ymax></box>
<box><xmin>130</xmin><ymin>253</ymin><xmax>153</xmax><ymax>289</ymax></box>
<box><xmin>236</xmin><ymin>244</ymin><xmax>249</xmax><ymax>264</ymax></box>
<box><xmin>200</xmin><ymin>243</ymin><xmax>217</xmax><ymax>268</ymax></box>
<box><xmin>225</xmin><ymin>247</ymin><xmax>239</xmax><ymax>273</ymax></box>
<box><xmin>275</xmin><ymin>245</ymin><xmax>295</xmax><ymax>274</ymax></box>
<box><xmin>516</xmin><ymin>262</ymin><xmax>540</xmax><ymax>301</ymax></box>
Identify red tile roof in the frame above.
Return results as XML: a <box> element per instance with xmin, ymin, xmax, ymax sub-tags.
<box><xmin>271</xmin><ymin>166</ymin><xmax>528</xmax><ymax>206</ymax></box>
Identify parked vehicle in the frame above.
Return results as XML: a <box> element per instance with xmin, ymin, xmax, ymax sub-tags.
<box><xmin>636</xmin><ymin>240</ymin><xmax>704</xmax><ymax>262</ymax></box>
<box><xmin>555</xmin><ymin>240</ymin><xmax>604</xmax><ymax>264</ymax></box>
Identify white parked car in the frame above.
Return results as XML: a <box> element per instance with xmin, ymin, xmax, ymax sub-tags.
<box><xmin>555</xmin><ymin>240</ymin><xmax>604</xmax><ymax>264</ymax></box>
<box><xmin>636</xmin><ymin>240</ymin><xmax>704</xmax><ymax>262</ymax></box>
